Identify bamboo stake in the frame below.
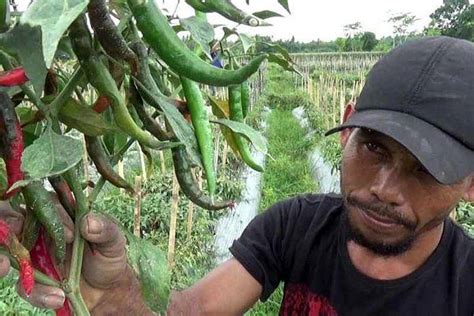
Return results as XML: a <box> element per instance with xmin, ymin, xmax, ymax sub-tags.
<box><xmin>133</xmin><ymin>176</ymin><xmax>142</xmax><ymax>237</ymax></box>
<box><xmin>159</xmin><ymin>150</ymin><xmax>166</xmax><ymax>175</ymax></box>
<box><xmin>167</xmin><ymin>171</ymin><xmax>179</xmax><ymax>268</ymax></box>
<box><xmin>138</xmin><ymin>143</ymin><xmax>147</xmax><ymax>183</ymax></box>
<box><xmin>118</xmin><ymin>159</ymin><xmax>125</xmax><ymax>193</ymax></box>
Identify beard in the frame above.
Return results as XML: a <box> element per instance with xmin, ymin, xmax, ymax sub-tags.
<box><xmin>341</xmin><ymin>206</ymin><xmax>416</xmax><ymax>257</ymax></box>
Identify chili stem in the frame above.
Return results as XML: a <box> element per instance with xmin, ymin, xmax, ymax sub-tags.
<box><xmin>50</xmin><ymin>66</ymin><xmax>85</xmax><ymax>116</ymax></box>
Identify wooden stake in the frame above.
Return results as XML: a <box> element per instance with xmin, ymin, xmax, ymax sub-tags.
<box><xmin>167</xmin><ymin>171</ymin><xmax>179</xmax><ymax>268</ymax></box>
<box><xmin>159</xmin><ymin>150</ymin><xmax>166</xmax><ymax>175</ymax></box>
<box><xmin>118</xmin><ymin>159</ymin><xmax>125</xmax><ymax>193</ymax></box>
<box><xmin>133</xmin><ymin>176</ymin><xmax>142</xmax><ymax>237</ymax></box>
<box><xmin>138</xmin><ymin>143</ymin><xmax>147</xmax><ymax>183</ymax></box>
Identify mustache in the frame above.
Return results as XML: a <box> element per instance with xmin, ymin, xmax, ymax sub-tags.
<box><xmin>344</xmin><ymin>195</ymin><xmax>416</xmax><ymax>230</ymax></box>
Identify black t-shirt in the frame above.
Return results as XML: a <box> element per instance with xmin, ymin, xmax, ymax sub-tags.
<box><xmin>230</xmin><ymin>193</ymin><xmax>474</xmax><ymax>316</ymax></box>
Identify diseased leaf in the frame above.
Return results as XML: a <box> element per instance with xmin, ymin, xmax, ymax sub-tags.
<box><xmin>133</xmin><ymin>79</ymin><xmax>202</xmax><ymax>167</ymax></box>
<box><xmin>180</xmin><ymin>16</ymin><xmax>215</xmax><ymax>58</ymax></box>
<box><xmin>58</xmin><ymin>98</ymin><xmax>114</xmax><ymax>136</ymax></box>
<box><xmin>22</xmin><ymin>127</ymin><xmax>83</xmax><ymax>180</ymax></box>
<box><xmin>20</xmin><ymin>0</ymin><xmax>89</xmax><ymax>67</ymax></box>
<box><xmin>252</xmin><ymin>10</ymin><xmax>283</xmax><ymax>19</ymax></box>
<box><xmin>126</xmin><ymin>233</ymin><xmax>170</xmax><ymax>314</ymax></box>
<box><xmin>211</xmin><ymin>118</ymin><xmax>267</xmax><ymax>154</ymax></box>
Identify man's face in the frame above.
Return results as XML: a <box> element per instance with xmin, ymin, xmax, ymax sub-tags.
<box><xmin>340</xmin><ymin>128</ymin><xmax>471</xmax><ymax>256</ymax></box>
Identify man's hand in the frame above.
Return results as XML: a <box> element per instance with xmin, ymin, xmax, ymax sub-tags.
<box><xmin>0</xmin><ymin>200</ymin><xmax>151</xmax><ymax>314</ymax></box>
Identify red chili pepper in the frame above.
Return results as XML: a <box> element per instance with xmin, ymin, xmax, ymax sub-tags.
<box><xmin>0</xmin><ymin>67</ymin><xmax>28</xmax><ymax>87</ymax></box>
<box><xmin>0</xmin><ymin>219</ymin><xmax>35</xmax><ymax>295</ymax></box>
<box><xmin>92</xmin><ymin>95</ymin><xmax>111</xmax><ymax>113</ymax></box>
<box><xmin>5</xmin><ymin>121</ymin><xmax>24</xmax><ymax>198</ymax></box>
<box><xmin>30</xmin><ymin>228</ymin><xmax>72</xmax><ymax>315</ymax></box>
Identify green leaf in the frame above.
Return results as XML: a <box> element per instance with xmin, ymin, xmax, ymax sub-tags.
<box><xmin>0</xmin><ymin>160</ymin><xmax>7</xmax><ymax>197</ymax></box>
<box><xmin>252</xmin><ymin>10</ymin><xmax>283</xmax><ymax>19</ymax></box>
<box><xmin>211</xmin><ymin>118</ymin><xmax>267</xmax><ymax>154</ymax></box>
<box><xmin>180</xmin><ymin>16</ymin><xmax>215</xmax><ymax>57</ymax></box>
<box><xmin>20</xmin><ymin>0</ymin><xmax>89</xmax><ymax>68</ymax></box>
<box><xmin>261</xmin><ymin>42</ymin><xmax>293</xmax><ymax>62</ymax></box>
<box><xmin>133</xmin><ymin>79</ymin><xmax>202</xmax><ymax>167</ymax></box>
<box><xmin>126</xmin><ymin>233</ymin><xmax>170</xmax><ymax>314</ymax></box>
<box><xmin>268</xmin><ymin>53</ymin><xmax>301</xmax><ymax>75</ymax></box>
<box><xmin>278</xmin><ymin>0</ymin><xmax>291</xmax><ymax>13</ymax></box>
<box><xmin>58</xmin><ymin>98</ymin><xmax>115</xmax><ymax>136</ymax></box>
<box><xmin>2</xmin><ymin>24</ymin><xmax>48</xmax><ymax>95</ymax></box>
<box><xmin>22</xmin><ymin>127</ymin><xmax>83</xmax><ymax>180</ymax></box>
<box><xmin>239</xmin><ymin>33</ymin><xmax>254</xmax><ymax>54</ymax></box>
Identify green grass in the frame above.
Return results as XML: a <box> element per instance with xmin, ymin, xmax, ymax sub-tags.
<box><xmin>248</xmin><ymin>109</ymin><xmax>318</xmax><ymax>315</ymax></box>
<box><xmin>259</xmin><ymin>109</ymin><xmax>318</xmax><ymax>213</ymax></box>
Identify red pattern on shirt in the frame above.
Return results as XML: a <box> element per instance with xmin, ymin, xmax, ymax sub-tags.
<box><xmin>280</xmin><ymin>283</ymin><xmax>338</xmax><ymax>316</ymax></box>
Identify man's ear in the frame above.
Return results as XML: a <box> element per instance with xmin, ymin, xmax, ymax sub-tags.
<box><xmin>340</xmin><ymin>102</ymin><xmax>356</xmax><ymax>147</ymax></box>
<box><xmin>463</xmin><ymin>175</ymin><xmax>474</xmax><ymax>202</ymax></box>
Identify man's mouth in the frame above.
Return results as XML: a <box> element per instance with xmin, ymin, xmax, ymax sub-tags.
<box><xmin>355</xmin><ymin>206</ymin><xmax>402</xmax><ymax>230</ymax></box>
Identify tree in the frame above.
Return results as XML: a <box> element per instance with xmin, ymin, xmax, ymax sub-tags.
<box><xmin>360</xmin><ymin>32</ymin><xmax>378</xmax><ymax>51</ymax></box>
<box><xmin>388</xmin><ymin>12</ymin><xmax>419</xmax><ymax>47</ymax></box>
<box><xmin>428</xmin><ymin>0</ymin><xmax>473</xmax><ymax>41</ymax></box>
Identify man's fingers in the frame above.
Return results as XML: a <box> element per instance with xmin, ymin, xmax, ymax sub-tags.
<box><xmin>80</xmin><ymin>213</ymin><xmax>128</xmax><ymax>289</ymax></box>
<box><xmin>17</xmin><ymin>282</ymin><xmax>65</xmax><ymax>310</ymax></box>
<box><xmin>0</xmin><ymin>255</ymin><xmax>10</xmax><ymax>277</ymax></box>
<box><xmin>80</xmin><ymin>213</ymin><xmax>126</xmax><ymax>258</ymax></box>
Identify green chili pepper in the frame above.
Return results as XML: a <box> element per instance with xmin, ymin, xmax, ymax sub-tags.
<box><xmin>22</xmin><ymin>182</ymin><xmax>66</xmax><ymax>263</ymax></box>
<box><xmin>228</xmin><ymin>84</ymin><xmax>263</xmax><ymax>172</ymax></box>
<box><xmin>148</xmin><ymin>62</ymin><xmax>173</xmax><ymax>97</ymax></box>
<box><xmin>180</xmin><ymin>77</ymin><xmax>216</xmax><ymax>198</ymax></box>
<box><xmin>241</xmin><ymin>80</ymin><xmax>250</xmax><ymax>118</ymax></box>
<box><xmin>172</xmin><ymin>146</ymin><xmax>232</xmax><ymax>210</ymax></box>
<box><xmin>0</xmin><ymin>0</ymin><xmax>10</xmax><ymax>33</ymax></box>
<box><xmin>129</xmin><ymin>83</ymin><xmax>173</xmax><ymax>141</ymax></box>
<box><xmin>49</xmin><ymin>176</ymin><xmax>76</xmax><ymax>219</ymax></box>
<box><xmin>85</xmin><ymin>135</ymin><xmax>134</xmax><ymax>193</ymax></box>
<box><xmin>88</xmin><ymin>0</ymin><xmax>139</xmax><ymax>73</ymax></box>
<box><xmin>127</xmin><ymin>0</ymin><xmax>267</xmax><ymax>86</ymax></box>
<box><xmin>69</xmin><ymin>15</ymin><xmax>178</xmax><ymax>150</ymax></box>
<box><xmin>21</xmin><ymin>211</ymin><xmax>40</xmax><ymax>252</ymax></box>
<box><xmin>185</xmin><ymin>0</ymin><xmax>266</xmax><ymax>26</ymax></box>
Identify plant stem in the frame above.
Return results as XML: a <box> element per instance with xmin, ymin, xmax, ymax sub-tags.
<box><xmin>50</xmin><ymin>66</ymin><xmax>85</xmax><ymax>116</ymax></box>
<box><xmin>63</xmin><ymin>168</ymin><xmax>90</xmax><ymax>316</ymax></box>
<box><xmin>89</xmin><ymin>138</ymin><xmax>136</xmax><ymax>203</ymax></box>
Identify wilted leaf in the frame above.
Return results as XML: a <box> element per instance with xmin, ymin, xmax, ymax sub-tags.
<box><xmin>20</xmin><ymin>0</ymin><xmax>89</xmax><ymax>67</ymax></box>
<box><xmin>22</xmin><ymin>126</ymin><xmax>83</xmax><ymax>180</ymax></box>
<box><xmin>252</xmin><ymin>10</ymin><xmax>283</xmax><ymax>19</ymax></box>
<box><xmin>180</xmin><ymin>16</ymin><xmax>215</xmax><ymax>57</ymax></box>
<box><xmin>126</xmin><ymin>233</ymin><xmax>170</xmax><ymax>314</ymax></box>
<box><xmin>211</xmin><ymin>118</ymin><xmax>267</xmax><ymax>154</ymax></box>
<box><xmin>58</xmin><ymin>98</ymin><xmax>114</xmax><ymax>136</ymax></box>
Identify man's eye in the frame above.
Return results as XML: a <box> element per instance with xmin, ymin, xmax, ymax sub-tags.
<box><xmin>365</xmin><ymin>142</ymin><xmax>380</xmax><ymax>153</ymax></box>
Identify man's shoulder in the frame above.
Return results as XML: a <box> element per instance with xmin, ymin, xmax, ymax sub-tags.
<box><xmin>449</xmin><ymin>221</ymin><xmax>474</xmax><ymax>262</ymax></box>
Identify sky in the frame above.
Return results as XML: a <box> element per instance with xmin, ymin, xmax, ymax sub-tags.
<box><xmin>15</xmin><ymin>0</ymin><xmax>473</xmax><ymax>42</ymax></box>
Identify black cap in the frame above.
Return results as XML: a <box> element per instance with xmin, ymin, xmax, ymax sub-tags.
<box><xmin>326</xmin><ymin>36</ymin><xmax>474</xmax><ymax>184</ymax></box>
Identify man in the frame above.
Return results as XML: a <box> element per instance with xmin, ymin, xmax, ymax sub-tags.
<box><xmin>0</xmin><ymin>36</ymin><xmax>473</xmax><ymax>315</ymax></box>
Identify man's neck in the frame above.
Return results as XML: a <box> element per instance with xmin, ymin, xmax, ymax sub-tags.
<box><xmin>347</xmin><ymin>222</ymin><xmax>445</xmax><ymax>280</ymax></box>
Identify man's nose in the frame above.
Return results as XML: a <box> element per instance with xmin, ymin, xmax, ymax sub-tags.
<box><xmin>369</xmin><ymin>166</ymin><xmax>405</xmax><ymax>207</ymax></box>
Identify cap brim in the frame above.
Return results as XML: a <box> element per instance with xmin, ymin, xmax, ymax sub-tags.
<box><xmin>325</xmin><ymin>110</ymin><xmax>473</xmax><ymax>184</ymax></box>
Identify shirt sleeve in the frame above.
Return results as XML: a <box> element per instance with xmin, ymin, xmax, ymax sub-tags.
<box><xmin>229</xmin><ymin>197</ymin><xmax>306</xmax><ymax>301</ymax></box>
